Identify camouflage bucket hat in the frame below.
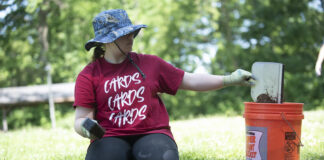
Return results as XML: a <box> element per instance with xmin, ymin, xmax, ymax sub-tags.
<box><xmin>85</xmin><ymin>9</ymin><xmax>147</xmax><ymax>51</ymax></box>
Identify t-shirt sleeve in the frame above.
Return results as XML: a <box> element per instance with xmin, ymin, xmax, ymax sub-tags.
<box><xmin>155</xmin><ymin>56</ymin><xmax>185</xmax><ymax>95</ymax></box>
<box><xmin>73</xmin><ymin>72</ymin><xmax>96</xmax><ymax>108</ymax></box>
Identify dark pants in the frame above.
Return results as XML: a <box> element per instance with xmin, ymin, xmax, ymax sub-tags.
<box><xmin>85</xmin><ymin>133</ymin><xmax>179</xmax><ymax>160</ymax></box>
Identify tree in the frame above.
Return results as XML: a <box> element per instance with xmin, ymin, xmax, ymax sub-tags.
<box><xmin>1</xmin><ymin>0</ymin><xmax>324</xmax><ymax>129</ymax></box>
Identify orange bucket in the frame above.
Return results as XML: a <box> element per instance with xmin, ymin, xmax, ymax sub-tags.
<box><xmin>243</xmin><ymin>102</ymin><xmax>304</xmax><ymax>160</ymax></box>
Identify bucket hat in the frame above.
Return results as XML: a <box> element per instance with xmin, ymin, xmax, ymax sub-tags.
<box><xmin>85</xmin><ymin>9</ymin><xmax>147</xmax><ymax>51</ymax></box>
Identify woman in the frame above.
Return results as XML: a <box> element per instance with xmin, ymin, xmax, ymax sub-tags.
<box><xmin>315</xmin><ymin>44</ymin><xmax>324</xmax><ymax>76</ymax></box>
<box><xmin>74</xmin><ymin>9</ymin><xmax>254</xmax><ymax>160</ymax></box>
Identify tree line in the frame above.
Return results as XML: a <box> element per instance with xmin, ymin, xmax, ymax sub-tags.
<box><xmin>0</xmin><ymin>0</ymin><xmax>323</xmax><ymax>127</ymax></box>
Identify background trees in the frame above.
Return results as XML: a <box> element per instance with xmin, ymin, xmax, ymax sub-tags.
<box><xmin>1</xmin><ymin>0</ymin><xmax>323</xmax><ymax>127</ymax></box>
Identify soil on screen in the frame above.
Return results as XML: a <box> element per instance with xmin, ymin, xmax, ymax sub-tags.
<box><xmin>256</xmin><ymin>93</ymin><xmax>277</xmax><ymax>103</ymax></box>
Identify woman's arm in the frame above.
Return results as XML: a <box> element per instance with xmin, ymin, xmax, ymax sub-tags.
<box><xmin>74</xmin><ymin>106</ymin><xmax>95</xmax><ymax>138</ymax></box>
<box><xmin>179</xmin><ymin>69</ymin><xmax>254</xmax><ymax>91</ymax></box>
<box><xmin>179</xmin><ymin>72</ymin><xmax>224</xmax><ymax>91</ymax></box>
<box><xmin>315</xmin><ymin>44</ymin><xmax>324</xmax><ymax>76</ymax></box>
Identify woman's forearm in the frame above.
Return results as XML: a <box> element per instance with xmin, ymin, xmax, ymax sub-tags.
<box><xmin>74</xmin><ymin>117</ymin><xmax>88</xmax><ymax>138</ymax></box>
<box><xmin>180</xmin><ymin>69</ymin><xmax>254</xmax><ymax>91</ymax></box>
<box><xmin>179</xmin><ymin>72</ymin><xmax>225</xmax><ymax>91</ymax></box>
<box><xmin>316</xmin><ymin>45</ymin><xmax>324</xmax><ymax>64</ymax></box>
<box><xmin>74</xmin><ymin>106</ymin><xmax>95</xmax><ymax>138</ymax></box>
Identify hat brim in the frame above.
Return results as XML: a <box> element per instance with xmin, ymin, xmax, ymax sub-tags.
<box><xmin>85</xmin><ymin>24</ymin><xmax>147</xmax><ymax>51</ymax></box>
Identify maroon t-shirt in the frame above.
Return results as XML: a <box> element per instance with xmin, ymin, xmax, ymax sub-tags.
<box><xmin>73</xmin><ymin>52</ymin><xmax>184</xmax><ymax>140</ymax></box>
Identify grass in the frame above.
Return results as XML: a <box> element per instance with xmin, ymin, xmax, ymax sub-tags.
<box><xmin>0</xmin><ymin>110</ymin><xmax>323</xmax><ymax>160</ymax></box>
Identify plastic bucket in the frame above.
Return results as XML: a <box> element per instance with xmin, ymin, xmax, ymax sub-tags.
<box><xmin>243</xmin><ymin>102</ymin><xmax>304</xmax><ymax>160</ymax></box>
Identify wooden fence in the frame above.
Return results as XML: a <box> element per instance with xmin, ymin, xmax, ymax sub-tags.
<box><xmin>0</xmin><ymin>82</ymin><xmax>75</xmax><ymax>131</ymax></box>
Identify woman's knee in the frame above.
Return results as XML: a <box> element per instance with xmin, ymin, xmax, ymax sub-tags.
<box><xmin>162</xmin><ymin>149</ymin><xmax>179</xmax><ymax>160</ymax></box>
<box><xmin>85</xmin><ymin>137</ymin><xmax>132</xmax><ymax>160</ymax></box>
<box><xmin>132</xmin><ymin>134</ymin><xmax>179</xmax><ymax>160</ymax></box>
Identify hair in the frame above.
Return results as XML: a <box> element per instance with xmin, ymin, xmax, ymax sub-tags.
<box><xmin>92</xmin><ymin>45</ymin><xmax>105</xmax><ymax>62</ymax></box>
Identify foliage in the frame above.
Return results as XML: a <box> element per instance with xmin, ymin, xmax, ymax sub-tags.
<box><xmin>0</xmin><ymin>103</ymin><xmax>73</xmax><ymax>129</ymax></box>
<box><xmin>235</xmin><ymin>0</ymin><xmax>324</xmax><ymax>110</ymax></box>
<box><xmin>0</xmin><ymin>0</ymin><xmax>324</xmax><ymax>128</ymax></box>
<box><xmin>0</xmin><ymin>110</ymin><xmax>323</xmax><ymax>159</ymax></box>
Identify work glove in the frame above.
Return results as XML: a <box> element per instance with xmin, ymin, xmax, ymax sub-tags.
<box><xmin>223</xmin><ymin>69</ymin><xmax>255</xmax><ymax>87</ymax></box>
<box><xmin>81</xmin><ymin>118</ymin><xmax>105</xmax><ymax>140</ymax></box>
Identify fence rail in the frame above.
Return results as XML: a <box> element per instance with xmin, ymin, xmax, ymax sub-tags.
<box><xmin>0</xmin><ymin>82</ymin><xmax>75</xmax><ymax>131</ymax></box>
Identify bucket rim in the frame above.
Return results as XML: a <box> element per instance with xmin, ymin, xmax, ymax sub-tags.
<box><xmin>243</xmin><ymin>113</ymin><xmax>304</xmax><ymax>120</ymax></box>
<box><xmin>244</xmin><ymin>102</ymin><xmax>304</xmax><ymax>115</ymax></box>
<box><xmin>244</xmin><ymin>102</ymin><xmax>304</xmax><ymax>105</ymax></box>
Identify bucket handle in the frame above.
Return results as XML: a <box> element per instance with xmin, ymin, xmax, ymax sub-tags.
<box><xmin>280</xmin><ymin>112</ymin><xmax>304</xmax><ymax>147</ymax></box>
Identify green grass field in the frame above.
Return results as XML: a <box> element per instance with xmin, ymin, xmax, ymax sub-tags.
<box><xmin>0</xmin><ymin>110</ymin><xmax>323</xmax><ymax>160</ymax></box>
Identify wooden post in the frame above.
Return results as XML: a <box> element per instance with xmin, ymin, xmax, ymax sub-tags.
<box><xmin>46</xmin><ymin>63</ymin><xmax>56</xmax><ymax>129</ymax></box>
<box><xmin>2</xmin><ymin>108</ymin><xmax>8</xmax><ymax>132</ymax></box>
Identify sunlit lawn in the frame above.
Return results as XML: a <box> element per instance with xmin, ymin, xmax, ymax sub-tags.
<box><xmin>0</xmin><ymin>110</ymin><xmax>323</xmax><ymax>160</ymax></box>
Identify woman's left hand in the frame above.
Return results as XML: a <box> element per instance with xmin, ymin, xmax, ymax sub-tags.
<box><xmin>223</xmin><ymin>69</ymin><xmax>255</xmax><ymax>87</ymax></box>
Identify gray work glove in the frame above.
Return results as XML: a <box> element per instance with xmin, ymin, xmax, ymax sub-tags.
<box><xmin>223</xmin><ymin>69</ymin><xmax>255</xmax><ymax>87</ymax></box>
<box><xmin>81</xmin><ymin>118</ymin><xmax>105</xmax><ymax>140</ymax></box>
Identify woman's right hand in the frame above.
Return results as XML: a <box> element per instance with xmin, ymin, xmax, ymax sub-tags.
<box><xmin>81</xmin><ymin>118</ymin><xmax>105</xmax><ymax>139</ymax></box>
<box><xmin>74</xmin><ymin>107</ymin><xmax>96</xmax><ymax>139</ymax></box>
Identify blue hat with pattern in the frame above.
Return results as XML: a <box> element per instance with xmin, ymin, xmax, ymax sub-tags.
<box><xmin>85</xmin><ymin>9</ymin><xmax>147</xmax><ymax>51</ymax></box>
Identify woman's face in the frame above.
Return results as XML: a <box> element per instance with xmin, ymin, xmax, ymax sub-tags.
<box><xmin>114</xmin><ymin>33</ymin><xmax>134</xmax><ymax>53</ymax></box>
